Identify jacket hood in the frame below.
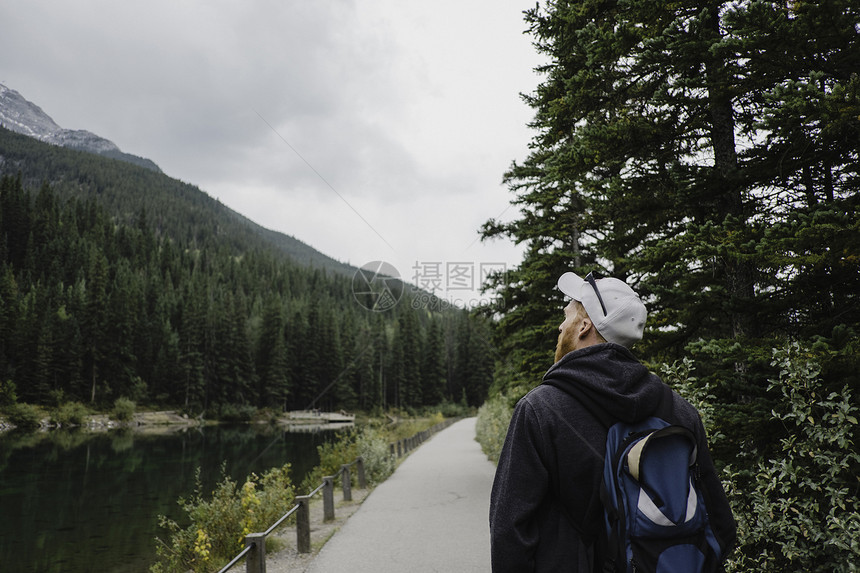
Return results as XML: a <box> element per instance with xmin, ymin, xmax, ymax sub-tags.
<box><xmin>542</xmin><ymin>343</ymin><xmax>664</xmax><ymax>425</ymax></box>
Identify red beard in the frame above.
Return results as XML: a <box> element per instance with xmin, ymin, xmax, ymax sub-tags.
<box><xmin>554</xmin><ymin>327</ymin><xmax>577</xmax><ymax>363</ymax></box>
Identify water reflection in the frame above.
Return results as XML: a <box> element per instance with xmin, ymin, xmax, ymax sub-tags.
<box><xmin>0</xmin><ymin>424</ymin><xmax>333</xmax><ymax>573</ymax></box>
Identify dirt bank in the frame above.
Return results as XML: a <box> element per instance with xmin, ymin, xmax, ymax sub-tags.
<box><xmin>0</xmin><ymin>410</ymin><xmax>201</xmax><ymax>434</ymax></box>
<box><xmin>86</xmin><ymin>410</ymin><xmax>201</xmax><ymax>434</ymax></box>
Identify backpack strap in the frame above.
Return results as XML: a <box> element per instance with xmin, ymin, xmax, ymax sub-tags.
<box><xmin>657</xmin><ymin>382</ymin><xmax>676</xmax><ymax>422</ymax></box>
<box><xmin>598</xmin><ymin>479</ymin><xmax>623</xmax><ymax>573</ymax></box>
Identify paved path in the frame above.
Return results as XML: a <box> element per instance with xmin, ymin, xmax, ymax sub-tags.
<box><xmin>304</xmin><ymin>417</ymin><xmax>495</xmax><ymax>572</ymax></box>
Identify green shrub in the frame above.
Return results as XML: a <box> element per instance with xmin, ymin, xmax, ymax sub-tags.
<box><xmin>301</xmin><ymin>430</ymin><xmax>359</xmax><ymax>493</ymax></box>
<box><xmin>659</xmin><ymin>358</ymin><xmax>724</xmax><ymax>445</ymax></box>
<box><xmin>254</xmin><ymin>464</ymin><xmax>297</xmax><ymax>525</ymax></box>
<box><xmin>475</xmin><ymin>393</ymin><xmax>513</xmax><ymax>463</ymax></box>
<box><xmin>111</xmin><ymin>397</ymin><xmax>136</xmax><ymax>423</ymax></box>
<box><xmin>435</xmin><ymin>400</ymin><xmax>472</xmax><ymax>418</ymax></box>
<box><xmin>52</xmin><ymin>401</ymin><xmax>89</xmax><ymax>427</ymax></box>
<box><xmin>355</xmin><ymin>426</ymin><xmax>395</xmax><ymax>485</ymax></box>
<box><xmin>663</xmin><ymin>345</ymin><xmax>860</xmax><ymax>572</ymax></box>
<box><xmin>5</xmin><ymin>403</ymin><xmax>43</xmax><ymax>430</ymax></box>
<box><xmin>300</xmin><ymin>425</ymin><xmax>399</xmax><ymax>492</ymax></box>
<box><xmin>0</xmin><ymin>380</ymin><xmax>17</xmax><ymax>407</ymax></box>
<box><xmin>217</xmin><ymin>403</ymin><xmax>256</xmax><ymax>423</ymax></box>
<box><xmin>385</xmin><ymin>414</ymin><xmax>443</xmax><ymax>442</ymax></box>
<box><xmin>152</xmin><ymin>415</ymin><xmax>447</xmax><ymax>572</ymax></box>
<box><xmin>48</xmin><ymin>389</ymin><xmax>65</xmax><ymax>407</ymax></box>
<box><xmin>722</xmin><ymin>344</ymin><xmax>860</xmax><ymax>572</ymax></box>
<box><xmin>151</xmin><ymin>464</ymin><xmax>296</xmax><ymax>573</ymax></box>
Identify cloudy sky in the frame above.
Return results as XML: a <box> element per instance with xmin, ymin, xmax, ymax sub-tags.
<box><xmin>1</xmin><ymin>0</ymin><xmax>545</xmax><ymax>306</ymax></box>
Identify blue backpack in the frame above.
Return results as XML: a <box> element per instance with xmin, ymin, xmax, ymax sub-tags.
<box><xmin>598</xmin><ymin>387</ymin><xmax>723</xmax><ymax>572</ymax></box>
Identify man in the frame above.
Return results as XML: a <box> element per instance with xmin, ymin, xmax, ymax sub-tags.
<box><xmin>489</xmin><ymin>271</ymin><xmax>736</xmax><ymax>572</ymax></box>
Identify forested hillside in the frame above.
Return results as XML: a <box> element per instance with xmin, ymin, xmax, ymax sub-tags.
<box><xmin>0</xmin><ymin>126</ymin><xmax>353</xmax><ymax>275</ymax></box>
<box><xmin>0</xmin><ymin>135</ymin><xmax>495</xmax><ymax>414</ymax></box>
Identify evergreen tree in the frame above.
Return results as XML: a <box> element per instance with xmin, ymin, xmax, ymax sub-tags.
<box><xmin>296</xmin><ymin>298</ymin><xmax>325</xmax><ymax>410</ymax></box>
<box><xmin>52</xmin><ymin>287</ymin><xmax>83</xmax><ymax>400</ymax></box>
<box><xmin>317</xmin><ymin>301</ymin><xmax>346</xmax><ymax>411</ymax></box>
<box><xmin>333</xmin><ymin>309</ymin><xmax>361</xmax><ymax>410</ymax></box>
<box><xmin>0</xmin><ymin>174</ymin><xmax>31</xmax><ymax>270</ymax></box>
<box><xmin>64</xmin><ymin>278</ymin><xmax>90</xmax><ymax>401</ymax></box>
<box><xmin>255</xmin><ymin>293</ymin><xmax>290</xmax><ymax>409</ymax></box>
<box><xmin>283</xmin><ymin>304</ymin><xmax>310</xmax><ymax>410</ymax></box>
<box><xmin>177</xmin><ymin>273</ymin><xmax>207</xmax><ymax>410</ymax></box>
<box><xmin>102</xmin><ymin>259</ymin><xmax>140</xmax><ymax>399</ymax></box>
<box><xmin>81</xmin><ymin>245</ymin><xmax>109</xmax><ymax>404</ymax></box>
<box><xmin>462</xmin><ymin>315</ymin><xmax>495</xmax><ymax>408</ymax></box>
<box><xmin>482</xmin><ymin>0</ymin><xmax>860</xmax><ymax>450</ymax></box>
<box><xmin>421</xmin><ymin>318</ymin><xmax>447</xmax><ymax>406</ymax></box>
<box><xmin>395</xmin><ymin>307</ymin><xmax>423</xmax><ymax>408</ymax></box>
<box><xmin>220</xmin><ymin>289</ymin><xmax>257</xmax><ymax>406</ymax></box>
<box><xmin>0</xmin><ymin>263</ymin><xmax>20</xmax><ymax>382</ymax></box>
<box><xmin>16</xmin><ymin>285</ymin><xmax>52</xmax><ymax>402</ymax></box>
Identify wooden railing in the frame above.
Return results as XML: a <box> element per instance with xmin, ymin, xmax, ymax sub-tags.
<box><xmin>219</xmin><ymin>418</ymin><xmax>457</xmax><ymax>573</ymax></box>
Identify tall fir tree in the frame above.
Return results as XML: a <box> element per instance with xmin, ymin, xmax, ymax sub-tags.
<box><xmin>255</xmin><ymin>293</ymin><xmax>290</xmax><ymax>409</ymax></box>
<box><xmin>421</xmin><ymin>318</ymin><xmax>447</xmax><ymax>406</ymax></box>
<box><xmin>482</xmin><ymin>0</ymin><xmax>860</xmax><ymax>450</ymax></box>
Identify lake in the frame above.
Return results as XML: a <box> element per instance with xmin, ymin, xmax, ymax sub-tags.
<box><xmin>0</xmin><ymin>423</ymin><xmax>338</xmax><ymax>573</ymax></box>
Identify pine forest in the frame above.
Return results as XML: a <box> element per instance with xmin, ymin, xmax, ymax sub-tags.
<box><xmin>0</xmin><ymin>128</ymin><xmax>495</xmax><ymax>416</ymax></box>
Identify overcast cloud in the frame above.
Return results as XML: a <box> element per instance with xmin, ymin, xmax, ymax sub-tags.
<box><xmin>0</xmin><ymin>0</ymin><xmax>543</xmax><ymax>306</ymax></box>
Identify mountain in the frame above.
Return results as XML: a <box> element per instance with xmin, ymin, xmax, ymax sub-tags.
<box><xmin>0</xmin><ymin>83</ymin><xmax>161</xmax><ymax>173</ymax></box>
<box><xmin>0</xmin><ymin>83</ymin><xmax>360</xmax><ymax>275</ymax></box>
<box><xmin>0</xmin><ymin>124</ymin><xmax>357</xmax><ymax>276</ymax></box>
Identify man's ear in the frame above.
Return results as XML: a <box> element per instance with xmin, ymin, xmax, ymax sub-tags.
<box><xmin>578</xmin><ymin>317</ymin><xmax>595</xmax><ymax>339</ymax></box>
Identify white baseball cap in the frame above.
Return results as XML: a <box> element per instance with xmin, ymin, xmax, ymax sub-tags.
<box><xmin>557</xmin><ymin>271</ymin><xmax>647</xmax><ymax>347</ymax></box>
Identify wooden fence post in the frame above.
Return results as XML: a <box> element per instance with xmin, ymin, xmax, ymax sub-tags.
<box><xmin>296</xmin><ymin>495</ymin><xmax>311</xmax><ymax>553</ymax></box>
<box><xmin>245</xmin><ymin>532</ymin><xmax>266</xmax><ymax>573</ymax></box>
<box><xmin>322</xmin><ymin>476</ymin><xmax>335</xmax><ymax>522</ymax></box>
<box><xmin>341</xmin><ymin>464</ymin><xmax>352</xmax><ymax>502</ymax></box>
<box><xmin>356</xmin><ymin>457</ymin><xmax>367</xmax><ymax>489</ymax></box>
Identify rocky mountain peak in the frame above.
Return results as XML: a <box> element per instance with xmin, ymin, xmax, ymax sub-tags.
<box><xmin>0</xmin><ymin>83</ymin><xmax>161</xmax><ymax>172</ymax></box>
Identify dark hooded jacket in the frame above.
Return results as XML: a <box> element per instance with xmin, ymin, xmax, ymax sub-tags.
<box><xmin>489</xmin><ymin>343</ymin><xmax>736</xmax><ymax>572</ymax></box>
